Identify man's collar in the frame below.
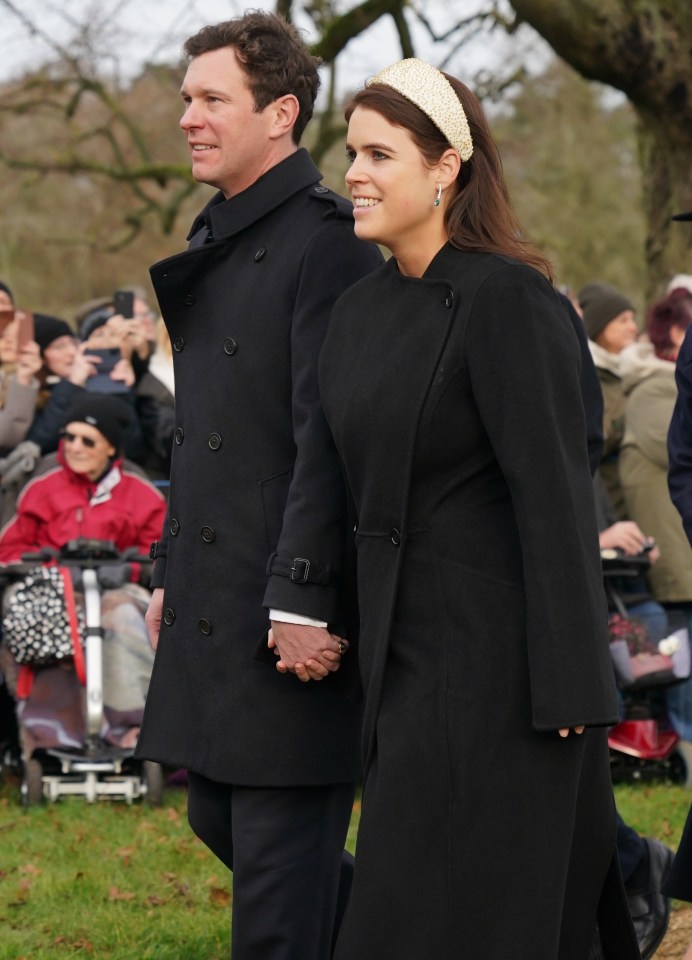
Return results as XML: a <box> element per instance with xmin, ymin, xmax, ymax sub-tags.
<box><xmin>186</xmin><ymin>148</ymin><xmax>323</xmax><ymax>242</ymax></box>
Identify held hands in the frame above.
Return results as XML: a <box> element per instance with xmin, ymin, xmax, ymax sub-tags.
<box><xmin>269</xmin><ymin>621</ymin><xmax>348</xmax><ymax>682</ymax></box>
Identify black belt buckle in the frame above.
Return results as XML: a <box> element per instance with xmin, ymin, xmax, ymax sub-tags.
<box><xmin>290</xmin><ymin>557</ymin><xmax>310</xmax><ymax>583</ymax></box>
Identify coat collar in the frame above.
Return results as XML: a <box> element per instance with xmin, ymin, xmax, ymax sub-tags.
<box><xmin>186</xmin><ymin>148</ymin><xmax>323</xmax><ymax>243</ymax></box>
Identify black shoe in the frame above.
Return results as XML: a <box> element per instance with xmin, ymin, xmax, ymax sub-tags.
<box><xmin>627</xmin><ymin>838</ymin><xmax>675</xmax><ymax>960</ymax></box>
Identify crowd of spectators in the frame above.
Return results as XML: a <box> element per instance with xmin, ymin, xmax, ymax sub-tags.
<box><xmin>575</xmin><ymin>273</ymin><xmax>692</xmax><ymax>744</ymax></box>
<box><xmin>0</xmin><ymin>280</ymin><xmax>173</xmax><ymax>753</ymax></box>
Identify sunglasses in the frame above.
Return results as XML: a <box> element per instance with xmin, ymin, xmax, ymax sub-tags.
<box><xmin>62</xmin><ymin>431</ymin><xmax>97</xmax><ymax>449</ymax></box>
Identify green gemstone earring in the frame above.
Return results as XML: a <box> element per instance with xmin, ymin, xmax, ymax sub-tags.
<box><xmin>434</xmin><ymin>184</ymin><xmax>442</xmax><ymax>207</ymax></box>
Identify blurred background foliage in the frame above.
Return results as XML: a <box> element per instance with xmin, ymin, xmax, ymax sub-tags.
<box><xmin>0</xmin><ymin>0</ymin><xmax>688</xmax><ymax>324</ymax></box>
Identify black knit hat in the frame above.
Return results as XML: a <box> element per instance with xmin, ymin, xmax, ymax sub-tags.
<box><xmin>578</xmin><ymin>282</ymin><xmax>635</xmax><ymax>341</ymax></box>
<box><xmin>63</xmin><ymin>394</ymin><xmax>133</xmax><ymax>452</ymax></box>
<box><xmin>77</xmin><ymin>301</ymin><xmax>115</xmax><ymax>341</ymax></box>
<box><xmin>0</xmin><ymin>280</ymin><xmax>13</xmax><ymax>304</ymax></box>
<box><xmin>33</xmin><ymin>313</ymin><xmax>75</xmax><ymax>354</ymax></box>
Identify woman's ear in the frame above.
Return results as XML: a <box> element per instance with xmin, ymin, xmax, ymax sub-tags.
<box><xmin>436</xmin><ymin>148</ymin><xmax>461</xmax><ymax>189</ymax></box>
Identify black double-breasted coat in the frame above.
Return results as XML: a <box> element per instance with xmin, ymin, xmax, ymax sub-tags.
<box><xmin>135</xmin><ymin>150</ymin><xmax>381</xmax><ymax>786</ymax></box>
<box><xmin>318</xmin><ymin>246</ymin><xmax>639</xmax><ymax>960</ymax></box>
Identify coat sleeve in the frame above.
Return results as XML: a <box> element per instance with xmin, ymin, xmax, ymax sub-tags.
<box><xmin>27</xmin><ymin>380</ymin><xmax>84</xmax><ymax>454</ymax></box>
<box><xmin>0</xmin><ymin>377</ymin><xmax>39</xmax><ymax>452</ymax></box>
<box><xmin>263</xmin><ymin>221</ymin><xmax>382</xmax><ymax>623</ymax></box>
<box><xmin>0</xmin><ymin>482</ymin><xmax>45</xmax><ymax>564</ymax></box>
<box><xmin>668</xmin><ymin>327</ymin><xmax>692</xmax><ymax>544</ymax></box>
<box><xmin>464</xmin><ymin>264</ymin><xmax>618</xmax><ymax>730</ymax></box>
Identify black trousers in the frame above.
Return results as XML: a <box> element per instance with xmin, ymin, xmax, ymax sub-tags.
<box><xmin>187</xmin><ymin>772</ymin><xmax>356</xmax><ymax>960</ymax></box>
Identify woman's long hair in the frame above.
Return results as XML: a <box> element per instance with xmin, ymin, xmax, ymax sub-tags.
<box><xmin>345</xmin><ymin>77</ymin><xmax>553</xmax><ymax>281</ymax></box>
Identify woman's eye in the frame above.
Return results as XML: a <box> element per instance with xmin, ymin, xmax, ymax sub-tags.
<box><xmin>345</xmin><ymin>150</ymin><xmax>356</xmax><ymax>164</ymax></box>
<box><xmin>372</xmin><ymin>151</ymin><xmax>388</xmax><ymax>161</ymax></box>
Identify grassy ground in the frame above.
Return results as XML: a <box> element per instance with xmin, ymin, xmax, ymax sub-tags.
<box><xmin>0</xmin><ymin>772</ymin><xmax>688</xmax><ymax>959</ymax></box>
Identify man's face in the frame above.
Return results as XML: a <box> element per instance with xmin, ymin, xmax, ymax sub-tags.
<box><xmin>180</xmin><ymin>47</ymin><xmax>279</xmax><ymax>199</ymax></box>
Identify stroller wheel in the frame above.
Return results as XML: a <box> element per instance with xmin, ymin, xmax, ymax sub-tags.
<box><xmin>21</xmin><ymin>757</ymin><xmax>44</xmax><ymax>807</ymax></box>
<box><xmin>673</xmin><ymin>740</ymin><xmax>692</xmax><ymax>790</ymax></box>
<box><xmin>142</xmin><ymin>760</ymin><xmax>164</xmax><ymax>807</ymax></box>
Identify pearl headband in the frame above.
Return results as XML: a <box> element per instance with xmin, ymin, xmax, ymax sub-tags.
<box><xmin>366</xmin><ymin>58</ymin><xmax>473</xmax><ymax>162</ymax></box>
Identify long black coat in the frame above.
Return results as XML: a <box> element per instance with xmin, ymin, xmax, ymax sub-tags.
<box><xmin>319</xmin><ymin>246</ymin><xmax>639</xmax><ymax>960</ymax></box>
<box><xmin>136</xmin><ymin>150</ymin><xmax>382</xmax><ymax>785</ymax></box>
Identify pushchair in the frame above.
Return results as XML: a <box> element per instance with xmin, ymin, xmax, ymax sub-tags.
<box><xmin>0</xmin><ymin>537</ymin><xmax>164</xmax><ymax>806</ymax></box>
<box><xmin>602</xmin><ymin>547</ymin><xmax>692</xmax><ymax>785</ymax></box>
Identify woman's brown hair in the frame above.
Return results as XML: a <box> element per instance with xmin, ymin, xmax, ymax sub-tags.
<box><xmin>344</xmin><ymin>77</ymin><xmax>553</xmax><ymax>281</ymax></box>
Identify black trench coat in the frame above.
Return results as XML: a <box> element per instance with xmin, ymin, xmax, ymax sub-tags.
<box><xmin>318</xmin><ymin>246</ymin><xmax>639</xmax><ymax>960</ymax></box>
<box><xmin>135</xmin><ymin>150</ymin><xmax>381</xmax><ymax>786</ymax></box>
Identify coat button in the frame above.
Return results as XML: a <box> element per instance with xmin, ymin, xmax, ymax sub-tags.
<box><xmin>199</xmin><ymin>618</ymin><xmax>212</xmax><ymax>635</ymax></box>
<box><xmin>173</xmin><ymin>336</ymin><xmax>185</xmax><ymax>352</ymax></box>
<box><xmin>183</xmin><ymin>294</ymin><xmax>196</xmax><ymax>306</ymax></box>
<box><xmin>444</xmin><ymin>291</ymin><xmax>454</xmax><ymax>308</ymax></box>
<box><xmin>254</xmin><ymin>247</ymin><xmax>267</xmax><ymax>262</ymax></box>
<box><xmin>175</xmin><ymin>427</ymin><xmax>184</xmax><ymax>445</ymax></box>
<box><xmin>390</xmin><ymin>528</ymin><xmax>401</xmax><ymax>545</ymax></box>
<box><xmin>314</xmin><ymin>185</ymin><xmax>329</xmax><ymax>194</ymax></box>
<box><xmin>201</xmin><ymin>526</ymin><xmax>216</xmax><ymax>543</ymax></box>
<box><xmin>208</xmin><ymin>432</ymin><xmax>222</xmax><ymax>450</ymax></box>
<box><xmin>170</xmin><ymin>518</ymin><xmax>180</xmax><ymax>536</ymax></box>
<box><xmin>224</xmin><ymin>338</ymin><xmax>238</xmax><ymax>355</ymax></box>
<box><xmin>163</xmin><ymin>608</ymin><xmax>175</xmax><ymax>626</ymax></box>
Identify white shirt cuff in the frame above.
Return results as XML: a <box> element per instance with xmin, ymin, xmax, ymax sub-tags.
<box><xmin>270</xmin><ymin>609</ymin><xmax>328</xmax><ymax>629</ymax></box>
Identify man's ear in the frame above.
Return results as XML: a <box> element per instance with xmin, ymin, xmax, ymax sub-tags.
<box><xmin>268</xmin><ymin>94</ymin><xmax>300</xmax><ymax>141</ymax></box>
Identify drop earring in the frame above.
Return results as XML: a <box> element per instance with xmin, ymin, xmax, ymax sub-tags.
<box><xmin>434</xmin><ymin>184</ymin><xmax>442</xmax><ymax>207</ymax></box>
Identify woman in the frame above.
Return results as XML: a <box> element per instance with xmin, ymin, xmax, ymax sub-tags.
<box><xmin>0</xmin><ymin>394</ymin><xmax>166</xmax><ymax>750</ymax></box>
<box><xmin>0</xmin><ymin>312</ymin><xmax>42</xmax><ymax>455</ymax></box>
<box><xmin>619</xmin><ymin>288</ymin><xmax>692</xmax><ymax>741</ymax></box>
<box><xmin>317</xmin><ymin>59</ymin><xmax>638</xmax><ymax>959</ymax></box>
<box><xmin>27</xmin><ymin>313</ymin><xmax>142</xmax><ymax>460</ymax></box>
<box><xmin>578</xmin><ymin>281</ymin><xmax>638</xmax><ymax>518</ymax></box>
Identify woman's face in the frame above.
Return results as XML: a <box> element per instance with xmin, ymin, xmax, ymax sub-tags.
<box><xmin>345</xmin><ymin>106</ymin><xmax>447</xmax><ymax>264</ymax></box>
<box><xmin>595</xmin><ymin>310</ymin><xmax>638</xmax><ymax>354</ymax></box>
<box><xmin>43</xmin><ymin>335</ymin><xmax>78</xmax><ymax>378</ymax></box>
<box><xmin>62</xmin><ymin>421</ymin><xmax>115</xmax><ymax>481</ymax></box>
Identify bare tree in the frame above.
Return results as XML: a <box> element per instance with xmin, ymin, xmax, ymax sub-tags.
<box><xmin>505</xmin><ymin>0</ymin><xmax>692</xmax><ymax>295</ymax></box>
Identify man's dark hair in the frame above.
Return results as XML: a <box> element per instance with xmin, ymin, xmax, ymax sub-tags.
<box><xmin>184</xmin><ymin>10</ymin><xmax>321</xmax><ymax>144</ymax></box>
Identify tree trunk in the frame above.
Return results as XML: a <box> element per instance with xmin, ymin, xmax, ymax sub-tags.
<box><xmin>508</xmin><ymin>0</ymin><xmax>692</xmax><ymax>297</ymax></box>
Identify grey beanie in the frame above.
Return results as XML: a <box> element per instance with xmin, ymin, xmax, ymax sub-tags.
<box><xmin>578</xmin><ymin>282</ymin><xmax>635</xmax><ymax>341</ymax></box>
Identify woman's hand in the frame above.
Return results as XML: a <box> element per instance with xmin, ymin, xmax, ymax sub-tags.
<box><xmin>110</xmin><ymin>357</ymin><xmax>135</xmax><ymax>387</ymax></box>
<box><xmin>558</xmin><ymin>726</ymin><xmax>585</xmax><ymax>738</ymax></box>
<box><xmin>13</xmin><ymin>340</ymin><xmax>42</xmax><ymax>385</ymax></box>
<box><xmin>68</xmin><ymin>343</ymin><xmax>101</xmax><ymax>385</ymax></box>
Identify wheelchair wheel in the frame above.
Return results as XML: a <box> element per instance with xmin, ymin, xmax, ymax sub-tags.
<box><xmin>673</xmin><ymin>740</ymin><xmax>692</xmax><ymax>790</ymax></box>
<box><xmin>21</xmin><ymin>757</ymin><xmax>44</xmax><ymax>807</ymax></box>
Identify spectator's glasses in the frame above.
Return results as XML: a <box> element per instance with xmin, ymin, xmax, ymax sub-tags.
<box><xmin>62</xmin><ymin>431</ymin><xmax>97</xmax><ymax>449</ymax></box>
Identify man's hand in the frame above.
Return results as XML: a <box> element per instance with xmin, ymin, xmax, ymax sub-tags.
<box><xmin>269</xmin><ymin>621</ymin><xmax>347</xmax><ymax>682</ymax></box>
<box><xmin>145</xmin><ymin>587</ymin><xmax>164</xmax><ymax>651</ymax></box>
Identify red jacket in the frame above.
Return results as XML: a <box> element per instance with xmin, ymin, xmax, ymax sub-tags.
<box><xmin>0</xmin><ymin>451</ymin><xmax>166</xmax><ymax>568</ymax></box>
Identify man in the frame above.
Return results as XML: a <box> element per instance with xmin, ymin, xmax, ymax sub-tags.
<box><xmin>135</xmin><ymin>13</ymin><xmax>381</xmax><ymax>960</ymax></box>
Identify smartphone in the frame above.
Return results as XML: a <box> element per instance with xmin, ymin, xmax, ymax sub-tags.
<box><xmin>16</xmin><ymin>309</ymin><xmax>34</xmax><ymax>349</ymax></box>
<box><xmin>0</xmin><ymin>307</ymin><xmax>15</xmax><ymax>336</ymax></box>
<box><xmin>84</xmin><ymin>347</ymin><xmax>129</xmax><ymax>394</ymax></box>
<box><xmin>113</xmin><ymin>290</ymin><xmax>134</xmax><ymax>319</ymax></box>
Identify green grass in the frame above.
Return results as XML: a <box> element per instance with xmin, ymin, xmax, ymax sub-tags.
<box><xmin>0</xmin><ymin>774</ymin><xmax>687</xmax><ymax>959</ymax></box>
